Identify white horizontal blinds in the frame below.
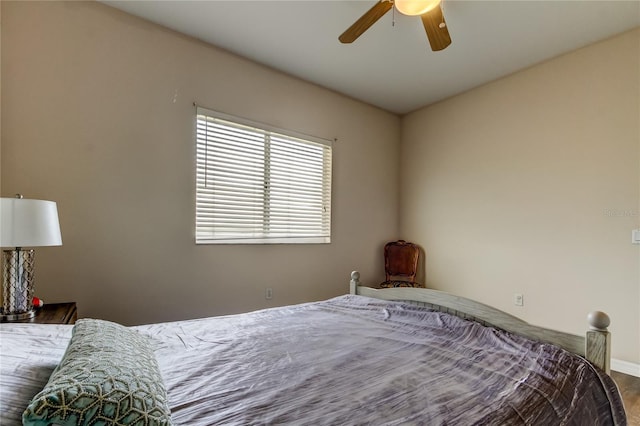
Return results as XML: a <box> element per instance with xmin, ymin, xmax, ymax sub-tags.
<box><xmin>196</xmin><ymin>107</ymin><xmax>332</xmax><ymax>244</ymax></box>
<box><xmin>267</xmin><ymin>133</ymin><xmax>331</xmax><ymax>239</ymax></box>
<box><xmin>196</xmin><ymin>115</ymin><xmax>266</xmax><ymax>241</ymax></box>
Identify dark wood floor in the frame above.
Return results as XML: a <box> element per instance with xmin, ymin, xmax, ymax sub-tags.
<box><xmin>611</xmin><ymin>371</ymin><xmax>640</xmax><ymax>425</ymax></box>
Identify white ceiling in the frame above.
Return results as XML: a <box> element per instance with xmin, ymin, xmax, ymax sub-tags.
<box><xmin>102</xmin><ymin>0</ymin><xmax>640</xmax><ymax>114</ymax></box>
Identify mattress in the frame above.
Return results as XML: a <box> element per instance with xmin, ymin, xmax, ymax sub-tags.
<box><xmin>0</xmin><ymin>295</ymin><xmax>627</xmax><ymax>425</ymax></box>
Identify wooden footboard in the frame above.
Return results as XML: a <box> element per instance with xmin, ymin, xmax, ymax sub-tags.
<box><xmin>349</xmin><ymin>271</ymin><xmax>611</xmax><ymax>373</ymax></box>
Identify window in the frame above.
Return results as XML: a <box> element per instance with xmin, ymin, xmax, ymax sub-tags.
<box><xmin>195</xmin><ymin>107</ymin><xmax>332</xmax><ymax>244</ymax></box>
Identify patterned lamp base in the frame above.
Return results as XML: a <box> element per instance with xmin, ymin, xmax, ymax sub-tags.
<box><xmin>1</xmin><ymin>249</ymin><xmax>36</xmax><ymax>321</ymax></box>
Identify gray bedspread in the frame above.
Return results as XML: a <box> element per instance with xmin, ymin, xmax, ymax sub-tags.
<box><xmin>1</xmin><ymin>294</ymin><xmax>626</xmax><ymax>425</ymax></box>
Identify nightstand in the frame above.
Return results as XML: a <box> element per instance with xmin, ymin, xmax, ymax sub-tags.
<box><xmin>1</xmin><ymin>302</ymin><xmax>77</xmax><ymax>324</ymax></box>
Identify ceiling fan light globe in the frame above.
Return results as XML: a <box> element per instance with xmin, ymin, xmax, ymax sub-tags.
<box><xmin>394</xmin><ymin>0</ymin><xmax>441</xmax><ymax>16</ymax></box>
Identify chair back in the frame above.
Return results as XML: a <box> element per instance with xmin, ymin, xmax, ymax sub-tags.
<box><xmin>384</xmin><ymin>240</ymin><xmax>420</xmax><ymax>283</ymax></box>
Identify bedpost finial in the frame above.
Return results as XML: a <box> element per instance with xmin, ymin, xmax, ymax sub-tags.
<box><xmin>349</xmin><ymin>271</ymin><xmax>360</xmax><ymax>295</ymax></box>
<box><xmin>587</xmin><ymin>311</ymin><xmax>610</xmax><ymax>331</ymax></box>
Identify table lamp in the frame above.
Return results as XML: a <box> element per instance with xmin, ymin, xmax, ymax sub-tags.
<box><xmin>0</xmin><ymin>194</ymin><xmax>62</xmax><ymax>321</ymax></box>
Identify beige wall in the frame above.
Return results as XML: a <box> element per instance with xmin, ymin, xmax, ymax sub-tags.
<box><xmin>0</xmin><ymin>2</ymin><xmax>2</xmax><ymax>193</ymax></box>
<box><xmin>401</xmin><ymin>29</ymin><xmax>640</xmax><ymax>364</ymax></box>
<box><xmin>0</xmin><ymin>1</ymin><xmax>400</xmax><ymax>325</ymax></box>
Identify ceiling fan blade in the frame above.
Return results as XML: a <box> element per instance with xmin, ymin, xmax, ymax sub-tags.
<box><xmin>421</xmin><ymin>6</ymin><xmax>451</xmax><ymax>51</ymax></box>
<box><xmin>339</xmin><ymin>1</ymin><xmax>393</xmax><ymax>43</ymax></box>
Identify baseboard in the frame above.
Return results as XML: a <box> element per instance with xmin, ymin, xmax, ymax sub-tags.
<box><xmin>611</xmin><ymin>358</ymin><xmax>640</xmax><ymax>377</ymax></box>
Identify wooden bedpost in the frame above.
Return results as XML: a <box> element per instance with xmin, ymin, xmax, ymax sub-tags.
<box><xmin>350</xmin><ymin>271</ymin><xmax>360</xmax><ymax>295</ymax></box>
<box><xmin>585</xmin><ymin>311</ymin><xmax>611</xmax><ymax>374</ymax></box>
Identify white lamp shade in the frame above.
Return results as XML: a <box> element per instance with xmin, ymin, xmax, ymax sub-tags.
<box><xmin>394</xmin><ymin>0</ymin><xmax>441</xmax><ymax>16</ymax></box>
<box><xmin>0</xmin><ymin>198</ymin><xmax>62</xmax><ymax>248</ymax></box>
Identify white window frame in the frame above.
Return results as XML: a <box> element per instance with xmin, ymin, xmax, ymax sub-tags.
<box><xmin>195</xmin><ymin>107</ymin><xmax>332</xmax><ymax>244</ymax></box>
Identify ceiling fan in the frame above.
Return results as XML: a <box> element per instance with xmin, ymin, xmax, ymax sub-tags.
<box><xmin>339</xmin><ymin>0</ymin><xmax>451</xmax><ymax>51</ymax></box>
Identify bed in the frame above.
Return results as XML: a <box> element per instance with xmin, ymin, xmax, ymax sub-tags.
<box><xmin>0</xmin><ymin>271</ymin><xmax>626</xmax><ymax>425</ymax></box>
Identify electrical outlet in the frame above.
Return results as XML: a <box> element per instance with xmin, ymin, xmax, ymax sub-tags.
<box><xmin>514</xmin><ymin>293</ymin><xmax>524</xmax><ymax>306</ymax></box>
<box><xmin>265</xmin><ymin>288</ymin><xmax>273</xmax><ymax>300</ymax></box>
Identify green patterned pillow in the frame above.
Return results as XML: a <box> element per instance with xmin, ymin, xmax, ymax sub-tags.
<box><xmin>23</xmin><ymin>319</ymin><xmax>172</xmax><ymax>426</ymax></box>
